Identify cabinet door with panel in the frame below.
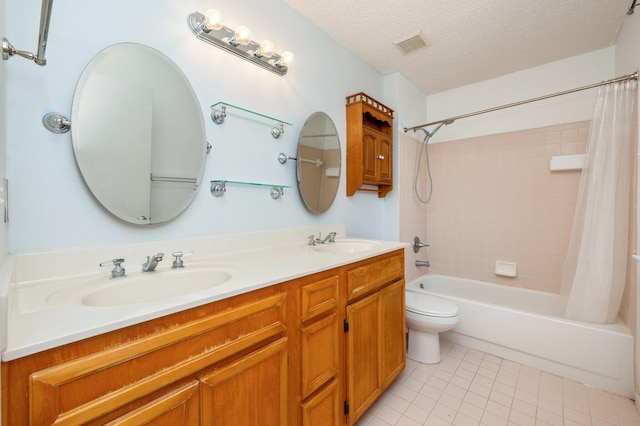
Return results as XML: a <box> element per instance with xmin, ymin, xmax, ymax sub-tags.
<box><xmin>380</xmin><ymin>279</ymin><xmax>406</xmax><ymax>388</ymax></box>
<box><xmin>362</xmin><ymin>128</ymin><xmax>392</xmax><ymax>185</ymax></box>
<box><xmin>344</xmin><ymin>250</ymin><xmax>405</xmax><ymax>425</ymax></box>
<box><xmin>345</xmin><ymin>291</ymin><xmax>382</xmax><ymax>424</ymax></box>
<box><xmin>200</xmin><ymin>338</ymin><xmax>288</xmax><ymax>426</ymax></box>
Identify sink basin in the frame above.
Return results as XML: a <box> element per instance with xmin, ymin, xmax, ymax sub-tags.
<box><xmin>313</xmin><ymin>239</ymin><xmax>383</xmax><ymax>254</ymax></box>
<box><xmin>46</xmin><ymin>263</ymin><xmax>240</xmax><ymax>307</ymax></box>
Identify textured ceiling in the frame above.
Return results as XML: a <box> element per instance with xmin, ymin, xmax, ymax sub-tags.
<box><xmin>282</xmin><ymin>0</ymin><xmax>632</xmax><ymax>94</ymax></box>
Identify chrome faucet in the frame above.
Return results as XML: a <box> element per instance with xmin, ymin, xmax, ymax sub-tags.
<box><xmin>308</xmin><ymin>232</ymin><xmax>337</xmax><ymax>246</ymax></box>
<box><xmin>415</xmin><ymin>260</ymin><xmax>431</xmax><ymax>268</ymax></box>
<box><xmin>142</xmin><ymin>252</ymin><xmax>164</xmax><ymax>272</ymax></box>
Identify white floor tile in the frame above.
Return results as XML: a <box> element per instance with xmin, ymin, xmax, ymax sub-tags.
<box><xmin>361</xmin><ymin>343</ymin><xmax>640</xmax><ymax>426</ymax></box>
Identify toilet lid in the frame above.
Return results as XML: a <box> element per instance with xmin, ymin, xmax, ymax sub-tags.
<box><xmin>406</xmin><ymin>293</ymin><xmax>459</xmax><ymax>318</ymax></box>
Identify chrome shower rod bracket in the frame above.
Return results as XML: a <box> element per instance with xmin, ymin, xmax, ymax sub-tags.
<box><xmin>3</xmin><ymin>0</ymin><xmax>55</xmax><ymax>66</ymax></box>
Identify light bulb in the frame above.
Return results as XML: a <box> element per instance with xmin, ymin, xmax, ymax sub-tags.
<box><xmin>230</xmin><ymin>26</ymin><xmax>252</xmax><ymax>46</ymax></box>
<box><xmin>203</xmin><ymin>9</ymin><xmax>223</xmax><ymax>31</ymax></box>
<box><xmin>278</xmin><ymin>51</ymin><xmax>295</xmax><ymax>67</ymax></box>
<box><xmin>256</xmin><ymin>40</ymin><xmax>275</xmax><ymax>58</ymax></box>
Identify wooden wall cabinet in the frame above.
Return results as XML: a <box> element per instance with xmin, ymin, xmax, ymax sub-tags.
<box><xmin>346</xmin><ymin>93</ymin><xmax>394</xmax><ymax>198</ymax></box>
<box><xmin>2</xmin><ymin>250</ymin><xmax>405</xmax><ymax>426</ymax></box>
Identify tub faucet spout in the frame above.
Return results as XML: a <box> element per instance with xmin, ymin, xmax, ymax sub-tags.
<box><xmin>142</xmin><ymin>252</ymin><xmax>164</xmax><ymax>272</ymax></box>
<box><xmin>415</xmin><ymin>260</ymin><xmax>430</xmax><ymax>268</ymax></box>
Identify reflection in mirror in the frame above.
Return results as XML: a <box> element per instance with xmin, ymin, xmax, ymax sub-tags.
<box><xmin>71</xmin><ymin>43</ymin><xmax>207</xmax><ymax>225</ymax></box>
<box><xmin>297</xmin><ymin>112</ymin><xmax>341</xmax><ymax>213</ymax></box>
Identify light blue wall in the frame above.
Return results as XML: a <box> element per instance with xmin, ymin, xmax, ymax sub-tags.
<box><xmin>0</xmin><ymin>0</ymin><xmax>5</xmax><ymax>261</ymax></box>
<box><xmin>4</xmin><ymin>0</ymin><xmax>405</xmax><ymax>253</ymax></box>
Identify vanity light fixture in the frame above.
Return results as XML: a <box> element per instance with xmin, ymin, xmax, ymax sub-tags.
<box><xmin>187</xmin><ymin>10</ymin><xmax>294</xmax><ymax>76</ymax></box>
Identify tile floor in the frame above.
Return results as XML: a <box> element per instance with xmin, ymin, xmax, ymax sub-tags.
<box><xmin>356</xmin><ymin>340</ymin><xmax>640</xmax><ymax>426</ymax></box>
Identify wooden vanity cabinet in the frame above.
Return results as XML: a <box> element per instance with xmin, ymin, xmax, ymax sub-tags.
<box><xmin>344</xmin><ymin>251</ymin><xmax>406</xmax><ymax>425</ymax></box>
<box><xmin>346</xmin><ymin>92</ymin><xmax>394</xmax><ymax>198</ymax></box>
<box><xmin>289</xmin><ymin>271</ymin><xmax>342</xmax><ymax>426</ymax></box>
<box><xmin>1</xmin><ymin>285</ymin><xmax>288</xmax><ymax>426</ymax></box>
<box><xmin>2</xmin><ymin>249</ymin><xmax>405</xmax><ymax>426</ymax></box>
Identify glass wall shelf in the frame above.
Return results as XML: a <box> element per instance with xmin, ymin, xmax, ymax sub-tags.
<box><xmin>210</xmin><ymin>102</ymin><xmax>292</xmax><ymax>138</ymax></box>
<box><xmin>210</xmin><ymin>180</ymin><xmax>291</xmax><ymax>200</ymax></box>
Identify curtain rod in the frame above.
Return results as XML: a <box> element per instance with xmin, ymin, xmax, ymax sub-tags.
<box><xmin>404</xmin><ymin>71</ymin><xmax>639</xmax><ymax>133</ymax></box>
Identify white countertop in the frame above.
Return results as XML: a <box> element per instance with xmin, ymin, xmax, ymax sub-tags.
<box><xmin>1</xmin><ymin>225</ymin><xmax>406</xmax><ymax>361</ymax></box>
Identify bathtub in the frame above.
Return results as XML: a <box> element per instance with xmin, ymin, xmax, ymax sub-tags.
<box><xmin>407</xmin><ymin>274</ymin><xmax>634</xmax><ymax>397</ymax></box>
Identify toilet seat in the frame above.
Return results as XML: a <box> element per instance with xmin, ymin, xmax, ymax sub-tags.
<box><xmin>406</xmin><ymin>293</ymin><xmax>459</xmax><ymax>318</ymax></box>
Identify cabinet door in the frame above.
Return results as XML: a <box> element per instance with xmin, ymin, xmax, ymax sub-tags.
<box><xmin>106</xmin><ymin>381</ymin><xmax>199</xmax><ymax>425</ymax></box>
<box><xmin>380</xmin><ymin>279</ymin><xmax>406</xmax><ymax>388</ymax></box>
<box><xmin>378</xmin><ymin>135</ymin><xmax>392</xmax><ymax>184</ymax></box>
<box><xmin>200</xmin><ymin>338</ymin><xmax>288</xmax><ymax>426</ymax></box>
<box><xmin>301</xmin><ymin>379</ymin><xmax>340</xmax><ymax>426</ymax></box>
<box><xmin>346</xmin><ymin>292</ymin><xmax>381</xmax><ymax>424</ymax></box>
<box><xmin>362</xmin><ymin>129</ymin><xmax>378</xmax><ymax>181</ymax></box>
<box><xmin>302</xmin><ymin>313</ymin><xmax>340</xmax><ymax>398</ymax></box>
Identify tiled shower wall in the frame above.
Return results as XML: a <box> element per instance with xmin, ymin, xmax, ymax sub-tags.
<box><xmin>399</xmin><ymin>122</ymin><xmax>590</xmax><ymax>293</ymax></box>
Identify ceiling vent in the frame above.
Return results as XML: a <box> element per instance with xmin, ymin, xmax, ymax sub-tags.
<box><xmin>393</xmin><ymin>31</ymin><xmax>431</xmax><ymax>55</ymax></box>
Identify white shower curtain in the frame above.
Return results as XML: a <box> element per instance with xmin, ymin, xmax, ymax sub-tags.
<box><xmin>561</xmin><ymin>79</ymin><xmax>637</xmax><ymax>324</ymax></box>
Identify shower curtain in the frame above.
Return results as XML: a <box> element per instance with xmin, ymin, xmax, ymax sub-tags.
<box><xmin>561</xmin><ymin>79</ymin><xmax>637</xmax><ymax>324</ymax></box>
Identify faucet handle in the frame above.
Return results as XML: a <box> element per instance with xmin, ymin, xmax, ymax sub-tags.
<box><xmin>327</xmin><ymin>232</ymin><xmax>337</xmax><ymax>243</ymax></box>
<box><xmin>412</xmin><ymin>236</ymin><xmax>429</xmax><ymax>253</ymax></box>
<box><xmin>99</xmin><ymin>258</ymin><xmax>126</xmax><ymax>278</ymax></box>
<box><xmin>308</xmin><ymin>234</ymin><xmax>317</xmax><ymax>246</ymax></box>
<box><xmin>171</xmin><ymin>251</ymin><xmax>192</xmax><ymax>268</ymax></box>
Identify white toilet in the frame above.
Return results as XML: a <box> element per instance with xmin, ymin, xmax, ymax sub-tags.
<box><xmin>405</xmin><ymin>291</ymin><xmax>460</xmax><ymax>364</ymax></box>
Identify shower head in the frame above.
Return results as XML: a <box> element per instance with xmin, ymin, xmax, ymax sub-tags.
<box><xmin>419</xmin><ymin>120</ymin><xmax>451</xmax><ymax>140</ymax></box>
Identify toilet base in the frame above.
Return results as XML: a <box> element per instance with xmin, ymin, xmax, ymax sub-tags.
<box><xmin>407</xmin><ymin>329</ymin><xmax>442</xmax><ymax>364</ymax></box>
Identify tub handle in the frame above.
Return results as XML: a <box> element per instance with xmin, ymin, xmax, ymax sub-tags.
<box><xmin>413</xmin><ymin>236</ymin><xmax>429</xmax><ymax>253</ymax></box>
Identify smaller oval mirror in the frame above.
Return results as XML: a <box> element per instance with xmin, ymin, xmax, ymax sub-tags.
<box><xmin>296</xmin><ymin>112</ymin><xmax>341</xmax><ymax>213</ymax></box>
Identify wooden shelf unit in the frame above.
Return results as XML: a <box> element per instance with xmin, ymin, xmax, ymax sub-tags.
<box><xmin>345</xmin><ymin>93</ymin><xmax>394</xmax><ymax>198</ymax></box>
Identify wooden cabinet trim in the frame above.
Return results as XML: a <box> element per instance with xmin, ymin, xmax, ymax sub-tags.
<box><xmin>105</xmin><ymin>380</ymin><xmax>199</xmax><ymax>426</ymax></box>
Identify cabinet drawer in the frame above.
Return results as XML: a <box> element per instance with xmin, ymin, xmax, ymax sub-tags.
<box><xmin>300</xmin><ymin>275</ymin><xmax>339</xmax><ymax>322</ymax></box>
<box><xmin>28</xmin><ymin>292</ymin><xmax>286</xmax><ymax>425</ymax></box>
<box><xmin>346</xmin><ymin>253</ymin><xmax>403</xmax><ymax>301</ymax></box>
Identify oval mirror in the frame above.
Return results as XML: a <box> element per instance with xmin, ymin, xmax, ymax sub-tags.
<box><xmin>296</xmin><ymin>112</ymin><xmax>341</xmax><ymax>213</ymax></box>
<box><xmin>71</xmin><ymin>43</ymin><xmax>207</xmax><ymax>225</ymax></box>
